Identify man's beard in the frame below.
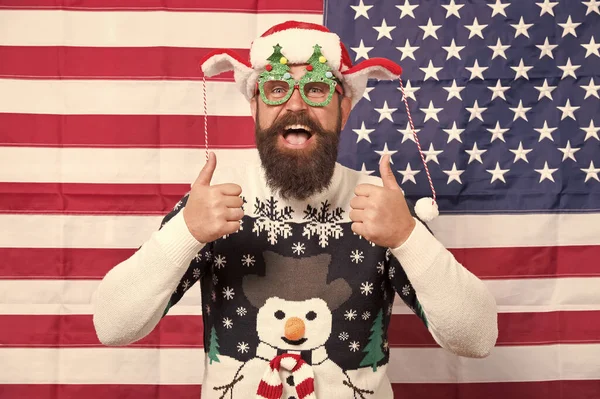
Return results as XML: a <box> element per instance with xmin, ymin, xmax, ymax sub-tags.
<box><xmin>255</xmin><ymin>108</ymin><xmax>342</xmax><ymax>201</ymax></box>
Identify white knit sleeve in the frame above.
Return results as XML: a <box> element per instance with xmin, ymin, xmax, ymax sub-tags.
<box><xmin>389</xmin><ymin>218</ymin><xmax>498</xmax><ymax>358</ymax></box>
<box><xmin>92</xmin><ymin>210</ymin><xmax>206</xmax><ymax>346</ymax></box>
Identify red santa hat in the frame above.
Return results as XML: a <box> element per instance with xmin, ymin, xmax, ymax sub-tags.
<box><xmin>198</xmin><ymin>20</ymin><xmax>439</xmax><ymax>222</ymax></box>
<box><xmin>199</xmin><ymin>20</ymin><xmax>403</xmax><ymax>109</ymax></box>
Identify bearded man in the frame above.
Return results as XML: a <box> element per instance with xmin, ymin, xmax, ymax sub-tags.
<box><xmin>92</xmin><ymin>21</ymin><xmax>498</xmax><ymax>399</ymax></box>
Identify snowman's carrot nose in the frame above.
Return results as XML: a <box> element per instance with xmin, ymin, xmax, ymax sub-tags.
<box><xmin>284</xmin><ymin>317</ymin><xmax>305</xmax><ymax>341</ymax></box>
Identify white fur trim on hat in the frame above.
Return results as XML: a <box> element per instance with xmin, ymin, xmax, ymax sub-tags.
<box><xmin>250</xmin><ymin>28</ymin><xmax>343</xmax><ymax>71</ymax></box>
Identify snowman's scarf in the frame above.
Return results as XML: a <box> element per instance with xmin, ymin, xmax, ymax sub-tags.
<box><xmin>256</xmin><ymin>353</ymin><xmax>316</xmax><ymax>399</ymax></box>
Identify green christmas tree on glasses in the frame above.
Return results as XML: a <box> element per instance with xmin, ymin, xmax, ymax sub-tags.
<box><xmin>258</xmin><ymin>44</ymin><xmax>339</xmax><ymax>107</ymax></box>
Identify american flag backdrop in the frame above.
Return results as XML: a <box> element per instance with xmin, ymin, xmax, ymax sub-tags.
<box><xmin>1</xmin><ymin>0</ymin><xmax>600</xmax><ymax>398</ymax></box>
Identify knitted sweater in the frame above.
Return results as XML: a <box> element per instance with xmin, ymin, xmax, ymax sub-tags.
<box><xmin>92</xmin><ymin>159</ymin><xmax>498</xmax><ymax>399</ymax></box>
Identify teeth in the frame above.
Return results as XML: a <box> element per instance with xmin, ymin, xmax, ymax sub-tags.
<box><xmin>285</xmin><ymin>124</ymin><xmax>311</xmax><ymax>132</ymax></box>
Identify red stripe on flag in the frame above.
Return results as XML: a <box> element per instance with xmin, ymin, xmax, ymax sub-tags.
<box><xmin>0</xmin><ymin>384</ymin><xmax>202</xmax><ymax>399</ymax></box>
<box><xmin>0</xmin><ymin>315</ymin><xmax>204</xmax><ymax>347</ymax></box>
<box><xmin>2</xmin><ymin>312</ymin><xmax>600</xmax><ymax>348</ymax></box>
<box><xmin>0</xmin><ymin>46</ymin><xmax>245</xmax><ymax>81</ymax></box>
<box><xmin>0</xmin><ymin>0</ymin><xmax>324</xmax><ymax>12</ymax></box>
<box><xmin>392</xmin><ymin>380</ymin><xmax>600</xmax><ymax>399</ymax></box>
<box><xmin>0</xmin><ymin>248</ymin><xmax>137</xmax><ymax>279</ymax></box>
<box><xmin>1</xmin><ymin>245</ymin><xmax>599</xmax><ymax>280</ymax></box>
<box><xmin>0</xmin><ymin>183</ymin><xmax>189</xmax><ymax>215</ymax></box>
<box><xmin>449</xmin><ymin>246</ymin><xmax>600</xmax><ymax>279</ymax></box>
<box><xmin>388</xmin><ymin>311</ymin><xmax>600</xmax><ymax>347</ymax></box>
<box><xmin>0</xmin><ymin>114</ymin><xmax>256</xmax><ymax>148</ymax></box>
<box><xmin>1</xmin><ymin>381</ymin><xmax>599</xmax><ymax>399</ymax></box>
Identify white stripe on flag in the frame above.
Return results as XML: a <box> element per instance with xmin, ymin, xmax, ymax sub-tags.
<box><xmin>0</xmin><ymin>147</ymin><xmax>259</xmax><ymax>184</ymax></box>
<box><xmin>1</xmin><ymin>344</ymin><xmax>599</xmax><ymax>384</ymax></box>
<box><xmin>2</xmin><ymin>278</ymin><xmax>599</xmax><ymax>316</ymax></box>
<box><xmin>0</xmin><ymin>10</ymin><xmax>322</xmax><ymax>47</ymax></box>
<box><xmin>1</xmin><ymin>212</ymin><xmax>599</xmax><ymax>249</ymax></box>
<box><xmin>0</xmin><ymin>79</ymin><xmax>251</xmax><ymax>116</ymax></box>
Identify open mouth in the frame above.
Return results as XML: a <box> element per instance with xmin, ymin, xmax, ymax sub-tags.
<box><xmin>281</xmin><ymin>124</ymin><xmax>313</xmax><ymax>148</ymax></box>
<box><xmin>281</xmin><ymin>336</ymin><xmax>308</xmax><ymax>345</ymax></box>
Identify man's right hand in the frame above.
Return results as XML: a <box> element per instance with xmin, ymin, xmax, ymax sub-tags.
<box><xmin>183</xmin><ymin>152</ymin><xmax>244</xmax><ymax>243</ymax></box>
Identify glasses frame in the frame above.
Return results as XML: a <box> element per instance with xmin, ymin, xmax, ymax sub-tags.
<box><xmin>257</xmin><ymin>72</ymin><xmax>342</xmax><ymax>107</ymax></box>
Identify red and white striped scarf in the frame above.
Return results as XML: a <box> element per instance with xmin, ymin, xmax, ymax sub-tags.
<box><xmin>256</xmin><ymin>353</ymin><xmax>316</xmax><ymax>399</ymax></box>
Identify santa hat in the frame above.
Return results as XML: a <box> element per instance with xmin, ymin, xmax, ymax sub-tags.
<box><xmin>198</xmin><ymin>20</ymin><xmax>439</xmax><ymax>222</ymax></box>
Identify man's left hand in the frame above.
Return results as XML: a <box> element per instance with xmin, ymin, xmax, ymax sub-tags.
<box><xmin>349</xmin><ymin>154</ymin><xmax>416</xmax><ymax>248</ymax></box>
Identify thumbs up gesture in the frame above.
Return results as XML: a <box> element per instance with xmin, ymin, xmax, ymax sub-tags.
<box><xmin>349</xmin><ymin>155</ymin><xmax>416</xmax><ymax>248</ymax></box>
<box><xmin>183</xmin><ymin>152</ymin><xmax>244</xmax><ymax>243</ymax></box>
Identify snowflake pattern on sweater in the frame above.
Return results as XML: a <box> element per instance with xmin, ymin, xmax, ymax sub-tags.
<box><xmin>157</xmin><ymin>165</ymin><xmax>436</xmax><ymax>398</ymax></box>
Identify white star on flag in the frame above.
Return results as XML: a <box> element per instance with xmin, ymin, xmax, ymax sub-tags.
<box><xmin>582</xmin><ymin>120</ymin><xmax>600</xmax><ymax>141</ymax></box>
<box><xmin>443</xmin><ymin>163</ymin><xmax>465</xmax><ymax>184</ymax></box>
<box><xmin>557</xmin><ymin>99</ymin><xmax>580</xmax><ymax>120</ymax></box>
<box><xmin>465</xmin><ymin>143</ymin><xmax>487</xmax><ymax>164</ymax></box>
<box><xmin>443</xmin><ymin>122</ymin><xmax>464</xmax><ymax>143</ymax></box>
<box><xmin>350</xmin><ymin>40</ymin><xmax>373</xmax><ymax>61</ymax></box>
<box><xmin>511</xmin><ymin>58</ymin><xmax>533</xmax><ymax>80</ymax></box>
<box><xmin>558</xmin><ymin>58</ymin><xmax>580</xmax><ymax>79</ymax></box>
<box><xmin>444</xmin><ymin>79</ymin><xmax>465</xmax><ymax>100</ymax></box>
<box><xmin>396</xmin><ymin>39</ymin><xmax>419</xmax><ymax>60</ymax></box>
<box><xmin>420</xmin><ymin>60</ymin><xmax>443</xmax><ymax>80</ymax></box>
<box><xmin>509</xmin><ymin>142</ymin><xmax>533</xmax><ymax>163</ymax></box>
<box><xmin>511</xmin><ymin>17</ymin><xmax>533</xmax><ymax>38</ymax></box>
<box><xmin>397</xmin><ymin>125</ymin><xmax>419</xmax><ymax>143</ymax></box>
<box><xmin>487</xmin><ymin>121</ymin><xmax>509</xmax><ymax>143</ymax></box>
<box><xmin>534</xmin><ymin>162</ymin><xmax>559</xmax><ymax>183</ymax></box>
<box><xmin>419</xmin><ymin>18</ymin><xmax>442</xmax><ymax>40</ymax></box>
<box><xmin>536</xmin><ymin>37</ymin><xmax>558</xmax><ymax>59</ymax></box>
<box><xmin>420</xmin><ymin>100</ymin><xmax>443</xmax><ymax>122</ymax></box>
<box><xmin>534</xmin><ymin>121</ymin><xmax>557</xmax><ymax>142</ymax></box>
<box><xmin>397</xmin><ymin>80</ymin><xmax>419</xmax><ymax>101</ymax></box>
<box><xmin>466</xmin><ymin>100</ymin><xmax>487</xmax><ymax>121</ymax></box>
<box><xmin>583</xmin><ymin>0</ymin><xmax>600</xmax><ymax>15</ymax></box>
<box><xmin>352</xmin><ymin>122</ymin><xmax>374</xmax><ymax>143</ymax></box>
<box><xmin>423</xmin><ymin>143</ymin><xmax>443</xmax><ymax>164</ymax></box>
<box><xmin>442</xmin><ymin>39</ymin><xmax>465</xmax><ymax>60</ymax></box>
<box><xmin>534</xmin><ymin>79</ymin><xmax>556</xmax><ymax>101</ymax></box>
<box><xmin>466</xmin><ymin>59</ymin><xmax>488</xmax><ymax>80</ymax></box>
<box><xmin>488</xmin><ymin>79</ymin><xmax>510</xmax><ymax>101</ymax></box>
<box><xmin>536</xmin><ymin>0</ymin><xmax>559</xmax><ymax>16</ymax></box>
<box><xmin>509</xmin><ymin>100</ymin><xmax>531</xmax><ymax>121</ymax></box>
<box><xmin>360</xmin><ymin>163</ymin><xmax>375</xmax><ymax>175</ymax></box>
<box><xmin>373</xmin><ymin>19</ymin><xmax>396</xmax><ymax>40</ymax></box>
<box><xmin>582</xmin><ymin>36</ymin><xmax>600</xmax><ymax>58</ymax></box>
<box><xmin>486</xmin><ymin>162</ymin><xmax>509</xmax><ymax>183</ymax></box>
<box><xmin>558</xmin><ymin>16</ymin><xmax>581</xmax><ymax>37</ymax></box>
<box><xmin>488</xmin><ymin>38</ymin><xmax>510</xmax><ymax>59</ymax></box>
<box><xmin>488</xmin><ymin>0</ymin><xmax>510</xmax><ymax>17</ymax></box>
<box><xmin>350</xmin><ymin>0</ymin><xmax>373</xmax><ymax>19</ymax></box>
<box><xmin>558</xmin><ymin>141</ymin><xmax>580</xmax><ymax>162</ymax></box>
<box><xmin>374</xmin><ymin>101</ymin><xmax>397</xmax><ymax>122</ymax></box>
<box><xmin>398</xmin><ymin>163</ymin><xmax>421</xmax><ymax>184</ymax></box>
<box><xmin>396</xmin><ymin>0</ymin><xmax>418</xmax><ymax>19</ymax></box>
<box><xmin>581</xmin><ymin>161</ymin><xmax>600</xmax><ymax>182</ymax></box>
<box><xmin>442</xmin><ymin>0</ymin><xmax>464</xmax><ymax>18</ymax></box>
<box><xmin>464</xmin><ymin>17</ymin><xmax>487</xmax><ymax>39</ymax></box>
<box><xmin>581</xmin><ymin>78</ymin><xmax>600</xmax><ymax>99</ymax></box>
<box><xmin>375</xmin><ymin>143</ymin><xmax>398</xmax><ymax>163</ymax></box>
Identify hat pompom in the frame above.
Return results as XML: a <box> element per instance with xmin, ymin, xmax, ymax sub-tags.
<box><xmin>414</xmin><ymin>197</ymin><xmax>439</xmax><ymax>222</ymax></box>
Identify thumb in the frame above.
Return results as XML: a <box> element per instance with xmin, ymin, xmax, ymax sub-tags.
<box><xmin>195</xmin><ymin>152</ymin><xmax>217</xmax><ymax>186</ymax></box>
<box><xmin>380</xmin><ymin>154</ymin><xmax>400</xmax><ymax>190</ymax></box>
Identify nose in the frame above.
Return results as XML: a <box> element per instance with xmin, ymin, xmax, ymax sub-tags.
<box><xmin>284</xmin><ymin>84</ymin><xmax>308</xmax><ymax>112</ymax></box>
<box><xmin>284</xmin><ymin>317</ymin><xmax>305</xmax><ymax>341</ymax></box>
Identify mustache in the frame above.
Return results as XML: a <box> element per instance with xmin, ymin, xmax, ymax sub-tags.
<box><xmin>266</xmin><ymin>111</ymin><xmax>326</xmax><ymax>136</ymax></box>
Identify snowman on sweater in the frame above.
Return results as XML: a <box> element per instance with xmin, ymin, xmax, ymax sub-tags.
<box><xmin>204</xmin><ymin>251</ymin><xmax>376</xmax><ymax>398</ymax></box>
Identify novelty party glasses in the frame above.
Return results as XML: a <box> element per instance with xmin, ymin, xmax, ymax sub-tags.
<box><xmin>258</xmin><ymin>72</ymin><xmax>341</xmax><ymax>107</ymax></box>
